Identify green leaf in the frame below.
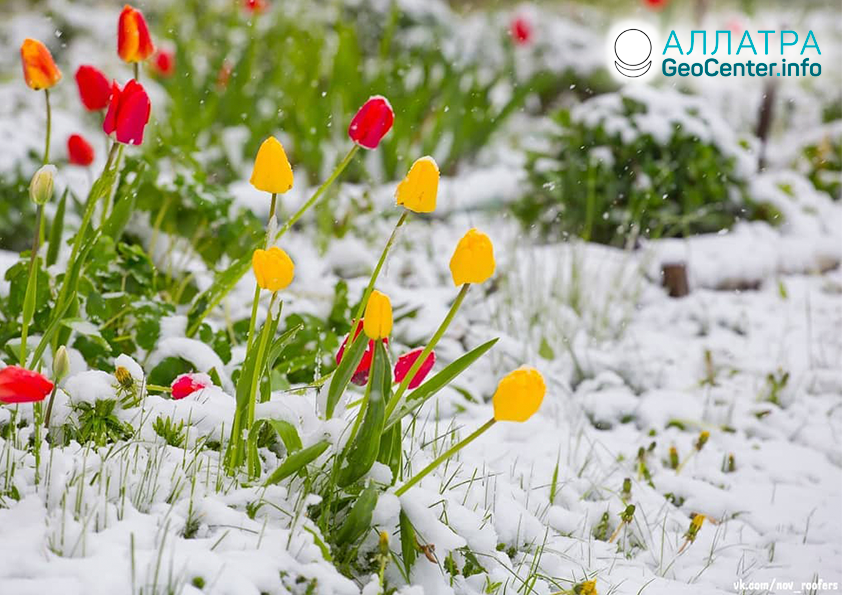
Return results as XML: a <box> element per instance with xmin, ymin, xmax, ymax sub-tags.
<box><xmin>263</xmin><ymin>440</ymin><xmax>330</xmax><ymax>486</ymax></box>
<box><xmin>303</xmin><ymin>526</ymin><xmax>333</xmax><ymax>563</ymax></box>
<box><xmin>61</xmin><ymin>317</ymin><xmax>111</xmax><ymax>350</ymax></box>
<box><xmin>46</xmin><ymin>188</ymin><xmax>67</xmax><ymax>267</ymax></box>
<box><xmin>325</xmin><ymin>332</ymin><xmax>367</xmax><ymax>418</ymax></box>
<box><xmin>400</xmin><ymin>510</ymin><xmax>417</xmax><ymax>573</ymax></box>
<box><xmin>386</xmin><ymin>337</ymin><xmax>498</xmax><ymax>429</ymax></box>
<box><xmin>335</xmin><ymin>482</ymin><xmax>378</xmax><ymax>545</ymax></box>
<box><xmin>338</xmin><ymin>340</ymin><xmax>390</xmax><ymax>487</ymax></box>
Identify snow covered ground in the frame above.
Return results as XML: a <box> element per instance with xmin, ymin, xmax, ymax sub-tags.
<box><xmin>1</xmin><ymin>1</ymin><xmax>841</xmax><ymax>595</ymax></box>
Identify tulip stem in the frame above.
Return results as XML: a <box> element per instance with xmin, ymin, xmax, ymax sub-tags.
<box><xmin>43</xmin><ymin>89</ymin><xmax>51</xmax><ymax>164</ymax></box>
<box><xmin>43</xmin><ymin>383</ymin><xmax>59</xmax><ymax>429</ymax></box>
<box><xmin>20</xmin><ymin>204</ymin><xmax>44</xmax><ymax>367</ymax></box>
<box><xmin>351</xmin><ymin>210</ymin><xmax>409</xmax><ymax>330</ymax></box>
<box><xmin>345</xmin><ymin>346</ymin><xmax>375</xmax><ymax>449</ymax></box>
<box><xmin>394</xmin><ymin>418</ymin><xmax>495</xmax><ymax>497</ymax></box>
<box><xmin>385</xmin><ymin>283</ymin><xmax>471</xmax><ymax>421</ymax></box>
<box><xmin>246</xmin><ymin>192</ymin><xmax>280</xmax><ymax>355</ymax></box>
<box><xmin>133</xmin><ymin>62</ymin><xmax>140</xmax><ymax>81</ymax></box>
<box><xmin>275</xmin><ymin>145</ymin><xmax>359</xmax><ymax>241</ymax></box>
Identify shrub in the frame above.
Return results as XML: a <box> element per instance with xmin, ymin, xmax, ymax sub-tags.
<box><xmin>515</xmin><ymin>87</ymin><xmax>771</xmax><ymax>244</ymax></box>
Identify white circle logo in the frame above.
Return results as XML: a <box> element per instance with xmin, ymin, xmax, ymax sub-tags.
<box><xmin>614</xmin><ymin>28</ymin><xmax>652</xmax><ymax>77</ymax></box>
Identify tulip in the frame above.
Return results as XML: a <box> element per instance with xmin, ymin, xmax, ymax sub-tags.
<box><xmin>0</xmin><ymin>366</ymin><xmax>54</xmax><ymax>404</ymax></box>
<box><xmin>171</xmin><ymin>373</ymin><xmax>210</xmax><ymax>399</ymax></box>
<box><xmin>20</xmin><ymin>39</ymin><xmax>61</xmax><ymax>91</ymax></box>
<box><xmin>244</xmin><ymin>0</ymin><xmax>269</xmax><ymax>13</ymax></box>
<box><xmin>510</xmin><ymin>17</ymin><xmax>532</xmax><ymax>45</ymax></box>
<box><xmin>52</xmin><ymin>346</ymin><xmax>70</xmax><ymax>382</ymax></box>
<box><xmin>252</xmin><ymin>246</ymin><xmax>294</xmax><ymax>292</ymax></box>
<box><xmin>449</xmin><ymin>228</ymin><xmax>495</xmax><ymax>286</ymax></box>
<box><xmin>75</xmin><ymin>65</ymin><xmax>111</xmax><ymax>111</ymax></box>
<box><xmin>492</xmin><ymin>367</ymin><xmax>545</xmax><ymax>422</ymax></box>
<box><xmin>29</xmin><ymin>165</ymin><xmax>56</xmax><ymax>206</ymax></box>
<box><xmin>68</xmin><ymin>134</ymin><xmax>95</xmax><ymax>166</ymax></box>
<box><xmin>348</xmin><ymin>96</ymin><xmax>394</xmax><ymax>149</ymax></box>
<box><xmin>152</xmin><ymin>49</ymin><xmax>175</xmax><ymax>78</ymax></box>
<box><xmin>103</xmin><ymin>79</ymin><xmax>151</xmax><ymax>146</ymax></box>
<box><xmin>394</xmin><ymin>348</ymin><xmax>435</xmax><ymax>389</ymax></box>
<box><xmin>643</xmin><ymin>0</ymin><xmax>669</xmax><ymax>9</ymax></box>
<box><xmin>250</xmin><ymin>137</ymin><xmax>294</xmax><ymax>194</ymax></box>
<box><xmin>118</xmin><ymin>5</ymin><xmax>155</xmax><ymax>63</ymax></box>
<box><xmin>576</xmin><ymin>580</ymin><xmax>598</xmax><ymax>595</ymax></box>
<box><xmin>336</xmin><ymin>320</ymin><xmax>388</xmax><ymax>386</ymax></box>
<box><xmin>363</xmin><ymin>290</ymin><xmax>392</xmax><ymax>340</ymax></box>
<box><xmin>395</xmin><ymin>156</ymin><xmax>439</xmax><ymax>213</ymax></box>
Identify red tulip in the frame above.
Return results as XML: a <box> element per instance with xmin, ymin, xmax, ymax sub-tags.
<box><xmin>118</xmin><ymin>4</ymin><xmax>155</xmax><ymax>63</ymax></box>
<box><xmin>336</xmin><ymin>319</ymin><xmax>388</xmax><ymax>386</ymax></box>
<box><xmin>643</xmin><ymin>0</ymin><xmax>669</xmax><ymax>10</ymax></box>
<box><xmin>394</xmin><ymin>348</ymin><xmax>436</xmax><ymax>389</ymax></box>
<box><xmin>68</xmin><ymin>134</ymin><xmax>95</xmax><ymax>166</ymax></box>
<box><xmin>348</xmin><ymin>96</ymin><xmax>394</xmax><ymax>150</ymax></box>
<box><xmin>510</xmin><ymin>17</ymin><xmax>532</xmax><ymax>45</ymax></box>
<box><xmin>0</xmin><ymin>366</ymin><xmax>54</xmax><ymax>404</ymax></box>
<box><xmin>152</xmin><ymin>49</ymin><xmax>175</xmax><ymax>78</ymax></box>
<box><xmin>75</xmin><ymin>65</ymin><xmax>111</xmax><ymax>111</ymax></box>
<box><xmin>244</xmin><ymin>0</ymin><xmax>268</xmax><ymax>13</ymax></box>
<box><xmin>171</xmin><ymin>373</ymin><xmax>210</xmax><ymax>400</ymax></box>
<box><xmin>103</xmin><ymin>79</ymin><xmax>151</xmax><ymax>146</ymax></box>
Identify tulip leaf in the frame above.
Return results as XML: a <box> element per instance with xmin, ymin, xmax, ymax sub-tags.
<box><xmin>263</xmin><ymin>439</ymin><xmax>330</xmax><ymax>486</ymax></box>
<box><xmin>338</xmin><ymin>340</ymin><xmax>390</xmax><ymax>487</ymax></box>
<box><xmin>186</xmin><ymin>253</ymin><xmax>252</xmax><ymax>337</ymax></box>
<box><xmin>378</xmin><ymin>420</ymin><xmax>402</xmax><ymax>481</ymax></box>
<box><xmin>400</xmin><ymin>510</ymin><xmax>418</xmax><ymax>574</ymax></box>
<box><xmin>46</xmin><ymin>188</ymin><xmax>68</xmax><ymax>268</ymax></box>
<box><xmin>335</xmin><ymin>482</ymin><xmax>378</xmax><ymax>545</ymax></box>
<box><xmin>249</xmin><ymin>418</ymin><xmax>303</xmax><ymax>454</ymax></box>
<box><xmin>325</xmin><ymin>332</ymin><xmax>367</xmax><ymax>419</ymax></box>
<box><xmin>386</xmin><ymin>337</ymin><xmax>498</xmax><ymax>430</ymax></box>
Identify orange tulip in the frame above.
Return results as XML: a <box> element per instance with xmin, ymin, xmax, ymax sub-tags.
<box><xmin>118</xmin><ymin>5</ymin><xmax>155</xmax><ymax>63</ymax></box>
<box><xmin>20</xmin><ymin>39</ymin><xmax>61</xmax><ymax>91</ymax></box>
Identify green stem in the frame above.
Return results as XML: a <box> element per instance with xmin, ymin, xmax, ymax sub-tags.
<box><xmin>20</xmin><ymin>204</ymin><xmax>43</xmax><ymax>366</ymax></box>
<box><xmin>43</xmin><ymin>89</ymin><xmax>51</xmax><ymax>164</ymax></box>
<box><xmin>385</xmin><ymin>283</ymin><xmax>471</xmax><ymax>420</ymax></box>
<box><xmin>43</xmin><ymin>383</ymin><xmax>59</xmax><ymax>429</ymax></box>
<box><xmin>33</xmin><ymin>401</ymin><xmax>42</xmax><ymax>485</ymax></box>
<box><xmin>133</xmin><ymin>62</ymin><xmax>139</xmax><ymax>81</ymax></box>
<box><xmin>266</xmin><ymin>192</ymin><xmax>278</xmax><ymax>246</ymax></box>
<box><xmin>351</xmin><ymin>210</ymin><xmax>409</xmax><ymax>329</ymax></box>
<box><xmin>275</xmin><ymin>145</ymin><xmax>358</xmax><ymax>240</ymax></box>
<box><xmin>246</xmin><ymin>192</ymin><xmax>279</xmax><ymax>355</ymax></box>
<box><xmin>394</xmin><ymin>418</ymin><xmax>495</xmax><ymax>497</ymax></box>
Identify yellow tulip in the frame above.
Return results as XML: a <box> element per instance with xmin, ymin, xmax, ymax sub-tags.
<box><xmin>395</xmin><ymin>156</ymin><xmax>439</xmax><ymax>213</ymax></box>
<box><xmin>449</xmin><ymin>228</ymin><xmax>495</xmax><ymax>286</ymax></box>
<box><xmin>363</xmin><ymin>290</ymin><xmax>392</xmax><ymax>340</ymax></box>
<box><xmin>249</xmin><ymin>136</ymin><xmax>294</xmax><ymax>194</ymax></box>
<box><xmin>252</xmin><ymin>246</ymin><xmax>295</xmax><ymax>292</ymax></box>
<box><xmin>492</xmin><ymin>367</ymin><xmax>545</xmax><ymax>422</ymax></box>
<box><xmin>578</xmin><ymin>580</ymin><xmax>598</xmax><ymax>595</ymax></box>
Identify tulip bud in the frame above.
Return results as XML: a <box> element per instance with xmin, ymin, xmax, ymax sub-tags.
<box><xmin>348</xmin><ymin>96</ymin><xmax>394</xmax><ymax>149</ymax></box>
<box><xmin>20</xmin><ymin>38</ymin><xmax>62</xmax><ymax>91</ymax></box>
<box><xmin>574</xmin><ymin>580</ymin><xmax>598</xmax><ymax>595</ymax></box>
<box><xmin>363</xmin><ymin>290</ymin><xmax>393</xmax><ymax>340</ymax></box>
<box><xmin>449</xmin><ymin>228</ymin><xmax>495</xmax><ymax>286</ymax></box>
<box><xmin>171</xmin><ymin>373</ymin><xmax>211</xmax><ymax>400</ymax></box>
<box><xmin>0</xmin><ymin>365</ymin><xmax>54</xmax><ymax>404</ymax></box>
<box><xmin>510</xmin><ymin>17</ymin><xmax>533</xmax><ymax>46</ymax></box>
<box><xmin>29</xmin><ymin>164</ymin><xmax>56</xmax><ymax>206</ymax></box>
<box><xmin>118</xmin><ymin>5</ymin><xmax>155</xmax><ymax>63</ymax></box>
<box><xmin>695</xmin><ymin>430</ymin><xmax>710</xmax><ymax>451</ymax></box>
<box><xmin>685</xmin><ymin>514</ymin><xmax>705</xmax><ymax>542</ymax></box>
<box><xmin>250</xmin><ymin>137</ymin><xmax>294</xmax><ymax>194</ymax></box>
<box><xmin>244</xmin><ymin>0</ymin><xmax>269</xmax><ymax>13</ymax></box>
<box><xmin>52</xmin><ymin>346</ymin><xmax>70</xmax><ymax>381</ymax></box>
<box><xmin>152</xmin><ymin>49</ymin><xmax>176</xmax><ymax>78</ymax></box>
<box><xmin>68</xmin><ymin>134</ymin><xmax>95</xmax><ymax>166</ymax></box>
<box><xmin>75</xmin><ymin>65</ymin><xmax>111</xmax><ymax>111</ymax></box>
<box><xmin>103</xmin><ymin>79</ymin><xmax>151</xmax><ymax>146</ymax></box>
<box><xmin>252</xmin><ymin>246</ymin><xmax>295</xmax><ymax>292</ymax></box>
<box><xmin>491</xmin><ymin>367</ymin><xmax>545</xmax><ymax>422</ymax></box>
<box><xmin>394</xmin><ymin>348</ymin><xmax>436</xmax><ymax>389</ymax></box>
<box><xmin>395</xmin><ymin>156</ymin><xmax>439</xmax><ymax>213</ymax></box>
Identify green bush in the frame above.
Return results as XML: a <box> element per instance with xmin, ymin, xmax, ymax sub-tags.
<box><xmin>515</xmin><ymin>88</ymin><xmax>773</xmax><ymax>244</ymax></box>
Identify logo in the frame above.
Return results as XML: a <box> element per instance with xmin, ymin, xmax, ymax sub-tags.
<box><xmin>614</xmin><ymin>28</ymin><xmax>652</xmax><ymax>77</ymax></box>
